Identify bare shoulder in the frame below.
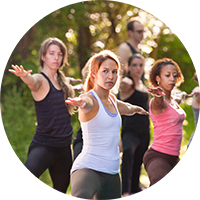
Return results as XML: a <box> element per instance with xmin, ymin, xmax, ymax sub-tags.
<box><xmin>81</xmin><ymin>92</ymin><xmax>95</xmax><ymax>101</ymax></box>
<box><xmin>32</xmin><ymin>73</ymin><xmax>45</xmax><ymax>82</ymax></box>
<box><xmin>142</xmin><ymin>84</ymin><xmax>149</xmax><ymax>93</ymax></box>
<box><xmin>31</xmin><ymin>73</ymin><xmax>49</xmax><ymax>101</ymax></box>
<box><xmin>79</xmin><ymin>92</ymin><xmax>99</xmax><ymax>122</ymax></box>
<box><xmin>80</xmin><ymin>92</ymin><xmax>98</xmax><ymax>109</ymax></box>
<box><xmin>117</xmin><ymin>42</ymin><xmax>130</xmax><ymax>52</ymax></box>
<box><xmin>117</xmin><ymin>42</ymin><xmax>132</xmax><ymax>67</ymax></box>
<box><xmin>109</xmin><ymin>92</ymin><xmax>117</xmax><ymax>102</ymax></box>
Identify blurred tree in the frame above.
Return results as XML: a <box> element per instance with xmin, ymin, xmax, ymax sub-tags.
<box><xmin>1</xmin><ymin>0</ymin><xmax>196</xmax><ymax>190</ymax></box>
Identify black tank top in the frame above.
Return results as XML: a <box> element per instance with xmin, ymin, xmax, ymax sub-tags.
<box><xmin>32</xmin><ymin>72</ymin><xmax>73</xmax><ymax>147</ymax></box>
<box><xmin>118</xmin><ymin>89</ymin><xmax>150</xmax><ymax>137</ymax></box>
<box><xmin>125</xmin><ymin>42</ymin><xmax>138</xmax><ymax>54</ymax></box>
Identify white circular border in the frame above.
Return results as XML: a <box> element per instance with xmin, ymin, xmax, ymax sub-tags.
<box><xmin>0</xmin><ymin>1</ymin><xmax>199</xmax><ymax>200</ymax></box>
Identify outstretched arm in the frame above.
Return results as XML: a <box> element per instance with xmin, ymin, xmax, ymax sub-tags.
<box><xmin>117</xmin><ymin>99</ymin><xmax>149</xmax><ymax>116</ymax></box>
<box><xmin>148</xmin><ymin>87</ymin><xmax>165</xmax><ymax>110</ymax></box>
<box><xmin>189</xmin><ymin>86</ymin><xmax>200</xmax><ymax>104</ymax></box>
<box><xmin>66</xmin><ymin>77</ymin><xmax>82</xmax><ymax>85</ymax></box>
<box><xmin>9</xmin><ymin>65</ymin><xmax>42</xmax><ymax>92</ymax></box>
<box><xmin>189</xmin><ymin>87</ymin><xmax>200</xmax><ymax>97</ymax></box>
<box><xmin>65</xmin><ymin>93</ymin><xmax>94</xmax><ymax>113</ymax></box>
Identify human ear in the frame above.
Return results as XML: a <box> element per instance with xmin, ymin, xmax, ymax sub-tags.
<box><xmin>91</xmin><ymin>71</ymin><xmax>96</xmax><ymax>78</ymax></box>
<box><xmin>128</xmin><ymin>30</ymin><xmax>133</xmax><ymax>37</ymax></box>
<box><xmin>156</xmin><ymin>75</ymin><xmax>160</xmax><ymax>85</ymax></box>
<box><xmin>41</xmin><ymin>55</ymin><xmax>45</xmax><ymax>62</ymax></box>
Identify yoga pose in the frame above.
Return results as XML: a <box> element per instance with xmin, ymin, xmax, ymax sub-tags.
<box><xmin>9</xmin><ymin>37</ymin><xmax>76</xmax><ymax>193</ymax></box>
<box><xmin>143</xmin><ymin>58</ymin><xmax>185</xmax><ymax>186</ymax></box>
<box><xmin>66</xmin><ymin>50</ymin><xmax>148</xmax><ymax>199</ymax></box>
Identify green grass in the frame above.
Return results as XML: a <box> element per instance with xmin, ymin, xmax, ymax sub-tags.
<box><xmin>1</xmin><ymin>88</ymin><xmax>195</xmax><ymax>194</ymax></box>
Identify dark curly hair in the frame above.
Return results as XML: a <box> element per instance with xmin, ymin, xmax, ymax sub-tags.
<box><xmin>149</xmin><ymin>58</ymin><xmax>184</xmax><ymax>87</ymax></box>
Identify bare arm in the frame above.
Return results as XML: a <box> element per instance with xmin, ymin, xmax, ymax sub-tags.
<box><xmin>189</xmin><ymin>87</ymin><xmax>200</xmax><ymax>104</ymax></box>
<box><xmin>116</xmin><ymin>99</ymin><xmax>148</xmax><ymax>116</ymax></box>
<box><xmin>171</xmin><ymin>89</ymin><xmax>188</xmax><ymax>104</ymax></box>
<box><xmin>66</xmin><ymin>77</ymin><xmax>82</xmax><ymax>84</ymax></box>
<box><xmin>117</xmin><ymin>43</ymin><xmax>131</xmax><ymax>76</ymax></box>
<box><xmin>65</xmin><ymin>93</ymin><xmax>94</xmax><ymax>113</ymax></box>
<box><xmin>148</xmin><ymin>87</ymin><xmax>166</xmax><ymax>112</ymax></box>
<box><xmin>194</xmin><ymin>93</ymin><xmax>200</xmax><ymax>104</ymax></box>
<box><xmin>9</xmin><ymin>65</ymin><xmax>42</xmax><ymax>92</ymax></box>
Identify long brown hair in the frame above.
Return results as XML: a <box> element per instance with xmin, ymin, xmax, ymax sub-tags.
<box><xmin>84</xmin><ymin>50</ymin><xmax>121</xmax><ymax>92</ymax></box>
<box><xmin>39</xmin><ymin>37</ymin><xmax>75</xmax><ymax>114</ymax></box>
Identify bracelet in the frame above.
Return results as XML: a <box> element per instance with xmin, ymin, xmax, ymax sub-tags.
<box><xmin>155</xmin><ymin>94</ymin><xmax>162</xmax><ymax>97</ymax></box>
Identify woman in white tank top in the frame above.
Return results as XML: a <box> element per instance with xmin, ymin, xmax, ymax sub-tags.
<box><xmin>66</xmin><ymin>50</ymin><xmax>148</xmax><ymax>199</ymax></box>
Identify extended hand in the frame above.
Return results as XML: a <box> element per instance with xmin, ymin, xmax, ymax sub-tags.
<box><xmin>188</xmin><ymin>87</ymin><xmax>200</xmax><ymax>97</ymax></box>
<box><xmin>121</xmin><ymin>77</ymin><xmax>133</xmax><ymax>86</ymax></box>
<box><xmin>72</xmin><ymin>84</ymin><xmax>84</xmax><ymax>94</ymax></box>
<box><xmin>9</xmin><ymin>65</ymin><xmax>32</xmax><ymax>77</ymax></box>
<box><xmin>65</xmin><ymin>97</ymin><xmax>86</xmax><ymax>108</ymax></box>
<box><xmin>137</xmin><ymin>107</ymin><xmax>149</xmax><ymax>115</ymax></box>
<box><xmin>148</xmin><ymin>87</ymin><xmax>165</xmax><ymax>97</ymax></box>
<box><xmin>66</xmin><ymin>77</ymin><xmax>82</xmax><ymax>85</ymax></box>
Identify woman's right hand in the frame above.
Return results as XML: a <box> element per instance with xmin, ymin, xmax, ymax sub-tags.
<box><xmin>65</xmin><ymin>97</ymin><xmax>86</xmax><ymax>109</ymax></box>
<box><xmin>120</xmin><ymin>77</ymin><xmax>133</xmax><ymax>91</ymax></box>
<box><xmin>9</xmin><ymin>65</ymin><xmax>32</xmax><ymax>77</ymax></box>
<box><xmin>121</xmin><ymin>77</ymin><xmax>133</xmax><ymax>86</ymax></box>
<box><xmin>148</xmin><ymin>87</ymin><xmax>165</xmax><ymax>97</ymax></box>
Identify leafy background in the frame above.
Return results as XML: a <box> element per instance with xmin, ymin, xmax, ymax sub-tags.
<box><xmin>0</xmin><ymin>0</ymin><xmax>197</xmax><ymax>194</ymax></box>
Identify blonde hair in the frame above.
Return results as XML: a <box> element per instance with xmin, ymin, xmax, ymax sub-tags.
<box><xmin>39</xmin><ymin>37</ymin><xmax>75</xmax><ymax>114</ymax></box>
<box><xmin>84</xmin><ymin>50</ymin><xmax>121</xmax><ymax>92</ymax></box>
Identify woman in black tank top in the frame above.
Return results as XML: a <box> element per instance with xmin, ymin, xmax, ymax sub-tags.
<box><xmin>9</xmin><ymin>38</ymin><xmax>80</xmax><ymax>193</ymax></box>
<box><xmin>118</xmin><ymin>54</ymin><xmax>150</xmax><ymax>196</ymax></box>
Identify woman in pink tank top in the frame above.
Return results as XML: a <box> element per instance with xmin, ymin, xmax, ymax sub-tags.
<box><xmin>143</xmin><ymin>58</ymin><xmax>186</xmax><ymax>186</ymax></box>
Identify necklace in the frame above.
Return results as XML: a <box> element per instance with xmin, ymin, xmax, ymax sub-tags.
<box><xmin>166</xmin><ymin>98</ymin><xmax>179</xmax><ymax>109</ymax></box>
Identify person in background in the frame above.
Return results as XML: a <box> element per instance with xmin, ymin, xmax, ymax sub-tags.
<box><xmin>72</xmin><ymin>58</ymin><xmax>92</xmax><ymax>160</ymax></box>
<box><xmin>65</xmin><ymin>50</ymin><xmax>148</xmax><ymax>199</ymax></box>
<box><xmin>188</xmin><ymin>72</ymin><xmax>200</xmax><ymax>146</ymax></box>
<box><xmin>143</xmin><ymin>58</ymin><xmax>185</xmax><ymax>186</ymax></box>
<box><xmin>9</xmin><ymin>37</ymin><xmax>77</xmax><ymax>193</ymax></box>
<box><xmin>117</xmin><ymin>17</ymin><xmax>144</xmax><ymax>76</ymax></box>
<box><xmin>118</xmin><ymin>54</ymin><xmax>150</xmax><ymax>196</ymax></box>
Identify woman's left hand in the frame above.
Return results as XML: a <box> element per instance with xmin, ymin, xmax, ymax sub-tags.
<box><xmin>136</xmin><ymin>107</ymin><xmax>149</xmax><ymax>115</ymax></box>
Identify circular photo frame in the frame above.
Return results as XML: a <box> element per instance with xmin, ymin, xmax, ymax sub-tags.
<box><xmin>0</xmin><ymin>1</ymin><xmax>199</xmax><ymax>200</ymax></box>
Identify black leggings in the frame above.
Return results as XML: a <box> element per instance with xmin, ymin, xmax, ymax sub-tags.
<box><xmin>71</xmin><ymin>168</ymin><xmax>121</xmax><ymax>199</ymax></box>
<box><xmin>121</xmin><ymin>132</ymin><xmax>149</xmax><ymax>194</ymax></box>
<box><xmin>143</xmin><ymin>148</ymin><xmax>179</xmax><ymax>186</ymax></box>
<box><xmin>25</xmin><ymin>142</ymin><xmax>72</xmax><ymax>193</ymax></box>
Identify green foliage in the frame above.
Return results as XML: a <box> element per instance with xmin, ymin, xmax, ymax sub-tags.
<box><xmin>181</xmin><ymin>103</ymin><xmax>195</xmax><ymax>144</ymax></box>
<box><xmin>1</xmin><ymin>85</ymin><xmax>35</xmax><ymax>163</ymax></box>
<box><xmin>156</xmin><ymin>33</ymin><xmax>196</xmax><ymax>93</ymax></box>
<box><xmin>0</xmin><ymin>0</ymin><xmax>197</xmax><ymax>192</ymax></box>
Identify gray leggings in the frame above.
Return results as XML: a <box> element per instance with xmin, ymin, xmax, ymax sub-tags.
<box><xmin>71</xmin><ymin>168</ymin><xmax>121</xmax><ymax>199</ymax></box>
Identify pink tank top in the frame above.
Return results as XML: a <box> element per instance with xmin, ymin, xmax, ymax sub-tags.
<box><xmin>150</xmin><ymin>98</ymin><xmax>186</xmax><ymax>156</ymax></box>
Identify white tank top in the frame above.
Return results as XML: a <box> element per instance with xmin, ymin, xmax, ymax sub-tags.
<box><xmin>71</xmin><ymin>90</ymin><xmax>121</xmax><ymax>174</ymax></box>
